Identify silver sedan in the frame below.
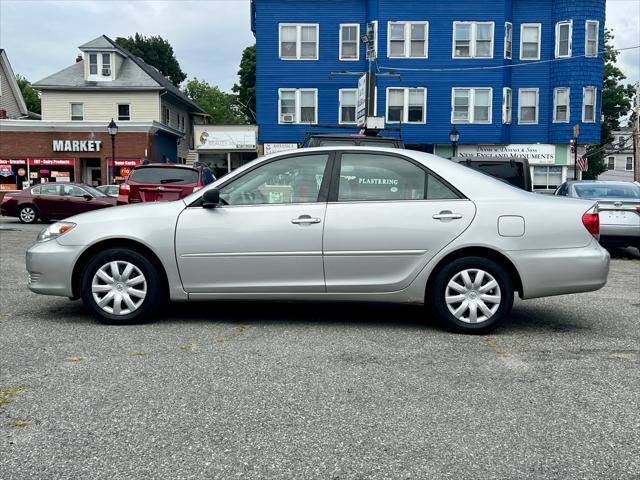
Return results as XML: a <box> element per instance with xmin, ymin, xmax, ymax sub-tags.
<box><xmin>26</xmin><ymin>147</ymin><xmax>610</xmax><ymax>333</ymax></box>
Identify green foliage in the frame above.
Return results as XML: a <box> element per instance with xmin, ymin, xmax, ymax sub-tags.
<box><xmin>115</xmin><ymin>33</ymin><xmax>187</xmax><ymax>86</ymax></box>
<box><xmin>583</xmin><ymin>30</ymin><xmax>634</xmax><ymax>180</ymax></box>
<box><xmin>15</xmin><ymin>75</ymin><xmax>41</xmax><ymax>114</ymax></box>
<box><xmin>232</xmin><ymin>45</ymin><xmax>256</xmax><ymax>122</ymax></box>
<box><xmin>183</xmin><ymin>78</ymin><xmax>247</xmax><ymax>125</ymax></box>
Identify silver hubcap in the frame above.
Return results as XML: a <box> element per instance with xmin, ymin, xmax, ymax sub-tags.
<box><xmin>445</xmin><ymin>269</ymin><xmax>501</xmax><ymax>324</ymax></box>
<box><xmin>20</xmin><ymin>207</ymin><xmax>35</xmax><ymax>222</ymax></box>
<box><xmin>91</xmin><ymin>261</ymin><xmax>147</xmax><ymax>315</ymax></box>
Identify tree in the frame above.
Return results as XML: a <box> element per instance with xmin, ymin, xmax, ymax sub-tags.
<box><xmin>232</xmin><ymin>45</ymin><xmax>256</xmax><ymax>122</ymax></box>
<box><xmin>583</xmin><ymin>30</ymin><xmax>635</xmax><ymax>179</ymax></box>
<box><xmin>15</xmin><ymin>75</ymin><xmax>41</xmax><ymax>114</ymax></box>
<box><xmin>115</xmin><ymin>34</ymin><xmax>187</xmax><ymax>86</ymax></box>
<box><xmin>183</xmin><ymin>78</ymin><xmax>247</xmax><ymax>125</ymax></box>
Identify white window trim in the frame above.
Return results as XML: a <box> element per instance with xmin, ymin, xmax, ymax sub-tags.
<box><xmin>70</xmin><ymin>102</ymin><xmax>84</xmax><ymax>121</ymax></box>
<box><xmin>117</xmin><ymin>103</ymin><xmax>131</xmax><ymax>121</ymax></box>
<box><xmin>452</xmin><ymin>21</ymin><xmax>495</xmax><ymax>59</ymax></box>
<box><xmin>385</xmin><ymin>87</ymin><xmax>427</xmax><ymax>124</ymax></box>
<box><xmin>339</xmin><ymin>88</ymin><xmax>358</xmax><ymax>124</ymax></box>
<box><xmin>520</xmin><ymin>23</ymin><xmax>541</xmax><ymax>61</ymax></box>
<box><xmin>518</xmin><ymin>88</ymin><xmax>539</xmax><ymax>124</ymax></box>
<box><xmin>339</xmin><ymin>23</ymin><xmax>360</xmax><ymax>61</ymax></box>
<box><xmin>502</xmin><ymin>87</ymin><xmax>512</xmax><ymax>124</ymax></box>
<box><xmin>504</xmin><ymin>22</ymin><xmax>513</xmax><ymax>59</ymax></box>
<box><xmin>554</xmin><ymin>20</ymin><xmax>573</xmax><ymax>58</ymax></box>
<box><xmin>626</xmin><ymin>156</ymin><xmax>633</xmax><ymax>171</ymax></box>
<box><xmin>278</xmin><ymin>88</ymin><xmax>318</xmax><ymax>124</ymax></box>
<box><xmin>585</xmin><ymin>20</ymin><xmax>599</xmax><ymax>58</ymax></box>
<box><xmin>387</xmin><ymin>21</ymin><xmax>429</xmax><ymax>59</ymax></box>
<box><xmin>87</xmin><ymin>52</ymin><xmax>112</xmax><ymax>80</ymax></box>
<box><xmin>279</xmin><ymin>23</ymin><xmax>319</xmax><ymax>61</ymax></box>
<box><xmin>552</xmin><ymin>87</ymin><xmax>570</xmax><ymax>123</ymax></box>
<box><xmin>371</xmin><ymin>20</ymin><xmax>379</xmax><ymax>60</ymax></box>
<box><xmin>582</xmin><ymin>86</ymin><xmax>597</xmax><ymax>123</ymax></box>
<box><xmin>451</xmin><ymin>87</ymin><xmax>493</xmax><ymax>124</ymax></box>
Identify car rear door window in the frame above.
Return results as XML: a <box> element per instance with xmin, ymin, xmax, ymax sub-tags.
<box><xmin>129</xmin><ymin>167</ymin><xmax>199</xmax><ymax>185</ymax></box>
<box><xmin>62</xmin><ymin>185</ymin><xmax>87</xmax><ymax>197</ymax></box>
<box><xmin>39</xmin><ymin>184</ymin><xmax>61</xmax><ymax>196</ymax></box>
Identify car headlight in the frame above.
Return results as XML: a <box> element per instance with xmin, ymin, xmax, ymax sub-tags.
<box><xmin>37</xmin><ymin>222</ymin><xmax>76</xmax><ymax>243</ymax></box>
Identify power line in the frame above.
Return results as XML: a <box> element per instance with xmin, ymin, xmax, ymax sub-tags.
<box><xmin>378</xmin><ymin>45</ymin><xmax>640</xmax><ymax>73</ymax></box>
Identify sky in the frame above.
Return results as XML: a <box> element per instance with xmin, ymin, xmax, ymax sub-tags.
<box><xmin>0</xmin><ymin>0</ymin><xmax>639</xmax><ymax>91</ymax></box>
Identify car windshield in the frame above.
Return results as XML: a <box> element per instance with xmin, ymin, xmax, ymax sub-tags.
<box><xmin>83</xmin><ymin>185</ymin><xmax>108</xmax><ymax>197</ymax></box>
<box><xmin>128</xmin><ymin>167</ymin><xmax>199</xmax><ymax>185</ymax></box>
<box><xmin>574</xmin><ymin>184</ymin><xmax>640</xmax><ymax>199</ymax></box>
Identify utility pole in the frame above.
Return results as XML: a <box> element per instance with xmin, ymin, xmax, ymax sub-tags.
<box><xmin>633</xmin><ymin>82</ymin><xmax>639</xmax><ymax>183</ymax></box>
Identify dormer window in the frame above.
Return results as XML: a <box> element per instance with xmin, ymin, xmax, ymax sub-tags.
<box><xmin>87</xmin><ymin>52</ymin><xmax>112</xmax><ymax>80</ymax></box>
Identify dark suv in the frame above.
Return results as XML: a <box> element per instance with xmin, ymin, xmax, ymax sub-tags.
<box><xmin>452</xmin><ymin>157</ymin><xmax>533</xmax><ymax>191</ymax></box>
<box><xmin>301</xmin><ymin>134</ymin><xmax>405</xmax><ymax>149</ymax></box>
<box><xmin>117</xmin><ymin>163</ymin><xmax>215</xmax><ymax>205</ymax></box>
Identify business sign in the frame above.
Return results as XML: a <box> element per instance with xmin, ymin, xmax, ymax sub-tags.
<box><xmin>194</xmin><ymin>126</ymin><xmax>257</xmax><ymax>150</ymax></box>
<box><xmin>29</xmin><ymin>158</ymin><xmax>75</xmax><ymax>166</ymax></box>
<box><xmin>108</xmin><ymin>159</ymin><xmax>140</xmax><ymax>167</ymax></box>
<box><xmin>52</xmin><ymin>140</ymin><xmax>102</xmax><ymax>152</ymax></box>
<box><xmin>264</xmin><ymin>143</ymin><xmax>298</xmax><ymax>155</ymax></box>
<box><xmin>457</xmin><ymin>144</ymin><xmax>556</xmax><ymax>165</ymax></box>
<box><xmin>356</xmin><ymin>74</ymin><xmax>368</xmax><ymax>127</ymax></box>
<box><xmin>0</xmin><ymin>158</ymin><xmax>27</xmax><ymax>165</ymax></box>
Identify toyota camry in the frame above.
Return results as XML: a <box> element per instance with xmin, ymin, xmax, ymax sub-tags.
<box><xmin>26</xmin><ymin>147</ymin><xmax>610</xmax><ymax>333</ymax></box>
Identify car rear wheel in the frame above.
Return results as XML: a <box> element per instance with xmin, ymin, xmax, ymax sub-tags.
<box><xmin>80</xmin><ymin>248</ymin><xmax>165</xmax><ymax>325</ymax></box>
<box><xmin>430</xmin><ymin>256</ymin><xmax>514</xmax><ymax>334</ymax></box>
<box><xmin>18</xmin><ymin>205</ymin><xmax>38</xmax><ymax>224</ymax></box>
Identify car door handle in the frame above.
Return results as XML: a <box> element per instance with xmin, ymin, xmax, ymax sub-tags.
<box><xmin>433</xmin><ymin>211</ymin><xmax>463</xmax><ymax>220</ymax></box>
<box><xmin>291</xmin><ymin>215</ymin><xmax>321</xmax><ymax>225</ymax></box>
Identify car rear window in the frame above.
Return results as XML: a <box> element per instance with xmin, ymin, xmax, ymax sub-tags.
<box><xmin>462</xmin><ymin>161</ymin><xmax>526</xmax><ymax>190</ymax></box>
<box><xmin>574</xmin><ymin>184</ymin><xmax>640</xmax><ymax>199</ymax></box>
<box><xmin>128</xmin><ymin>167</ymin><xmax>199</xmax><ymax>185</ymax></box>
<box><xmin>359</xmin><ymin>140</ymin><xmax>398</xmax><ymax>148</ymax></box>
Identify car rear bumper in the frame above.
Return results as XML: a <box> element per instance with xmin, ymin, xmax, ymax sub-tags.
<box><xmin>510</xmin><ymin>238</ymin><xmax>610</xmax><ymax>300</ymax></box>
<box><xmin>26</xmin><ymin>240</ymin><xmax>83</xmax><ymax>297</ymax></box>
<box><xmin>600</xmin><ymin>223</ymin><xmax>640</xmax><ymax>240</ymax></box>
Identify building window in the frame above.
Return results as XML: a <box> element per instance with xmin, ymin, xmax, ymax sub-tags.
<box><xmin>339</xmin><ymin>89</ymin><xmax>357</xmax><ymax>124</ymax></box>
<box><xmin>585</xmin><ymin>21</ymin><xmax>599</xmax><ymax>57</ymax></box>
<box><xmin>89</xmin><ymin>54</ymin><xmax>98</xmax><ymax>75</ymax></box>
<box><xmin>533</xmin><ymin>166</ymin><xmax>563</xmax><ymax>191</ymax></box>
<box><xmin>520</xmin><ymin>24</ymin><xmax>541</xmax><ymax>60</ymax></box>
<box><xmin>388</xmin><ymin>22</ymin><xmax>428</xmax><ymax>58</ymax></box>
<box><xmin>162</xmin><ymin>105</ymin><xmax>170</xmax><ymax>125</ymax></box>
<box><xmin>102</xmin><ymin>53</ymin><xmax>112</xmax><ymax>76</ymax></box>
<box><xmin>278</xmin><ymin>88</ymin><xmax>317</xmax><ymax>124</ymax></box>
<box><xmin>607</xmin><ymin>157</ymin><xmax>615</xmax><ymax>170</ymax></box>
<box><xmin>340</xmin><ymin>24</ymin><xmax>359</xmax><ymax>60</ymax></box>
<box><xmin>504</xmin><ymin>22</ymin><xmax>512</xmax><ymax>59</ymax></box>
<box><xmin>451</xmin><ymin>88</ymin><xmax>492</xmax><ymax>124</ymax></box>
<box><xmin>518</xmin><ymin>88</ymin><xmax>539</xmax><ymax>124</ymax></box>
<box><xmin>70</xmin><ymin>103</ymin><xmax>84</xmax><ymax>121</ymax></box>
<box><xmin>502</xmin><ymin>87</ymin><xmax>512</xmax><ymax>124</ymax></box>
<box><xmin>386</xmin><ymin>87</ymin><xmax>426</xmax><ymax>124</ymax></box>
<box><xmin>117</xmin><ymin>104</ymin><xmax>130</xmax><ymax>121</ymax></box>
<box><xmin>626</xmin><ymin>157</ymin><xmax>633</xmax><ymax>171</ymax></box>
<box><xmin>582</xmin><ymin>86</ymin><xmax>596</xmax><ymax>122</ymax></box>
<box><xmin>279</xmin><ymin>24</ymin><xmax>318</xmax><ymax>60</ymax></box>
<box><xmin>553</xmin><ymin>87</ymin><xmax>570</xmax><ymax>123</ymax></box>
<box><xmin>555</xmin><ymin>21</ymin><xmax>572</xmax><ymax>58</ymax></box>
<box><xmin>453</xmin><ymin>22</ymin><xmax>494</xmax><ymax>58</ymax></box>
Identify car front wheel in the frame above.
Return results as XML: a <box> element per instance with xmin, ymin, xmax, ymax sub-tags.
<box><xmin>18</xmin><ymin>205</ymin><xmax>38</xmax><ymax>224</ymax></box>
<box><xmin>80</xmin><ymin>248</ymin><xmax>165</xmax><ymax>325</ymax></box>
<box><xmin>431</xmin><ymin>256</ymin><xmax>514</xmax><ymax>334</ymax></box>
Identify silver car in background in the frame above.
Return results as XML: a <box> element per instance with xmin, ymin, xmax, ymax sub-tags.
<box><xmin>26</xmin><ymin>148</ymin><xmax>610</xmax><ymax>334</ymax></box>
<box><xmin>555</xmin><ymin>180</ymin><xmax>640</xmax><ymax>249</ymax></box>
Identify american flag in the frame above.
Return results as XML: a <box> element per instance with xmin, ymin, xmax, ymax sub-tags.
<box><xmin>577</xmin><ymin>154</ymin><xmax>588</xmax><ymax>172</ymax></box>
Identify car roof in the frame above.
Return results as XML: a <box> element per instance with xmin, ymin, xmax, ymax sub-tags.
<box><xmin>133</xmin><ymin>163</ymin><xmax>198</xmax><ymax>170</ymax></box>
<box><xmin>568</xmin><ymin>180</ymin><xmax>635</xmax><ymax>186</ymax></box>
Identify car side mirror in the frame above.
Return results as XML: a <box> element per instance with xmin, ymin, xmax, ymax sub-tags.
<box><xmin>202</xmin><ymin>188</ymin><xmax>220</xmax><ymax>209</ymax></box>
<box><xmin>83</xmin><ymin>194</ymin><xmax>93</xmax><ymax>201</ymax></box>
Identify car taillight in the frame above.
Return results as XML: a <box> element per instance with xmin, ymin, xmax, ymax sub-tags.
<box><xmin>192</xmin><ymin>186</ymin><xmax>202</xmax><ymax>193</ymax></box>
<box><xmin>2</xmin><ymin>195</ymin><xmax>12</xmax><ymax>202</ymax></box>
<box><xmin>119</xmin><ymin>183</ymin><xmax>130</xmax><ymax>196</ymax></box>
<box><xmin>582</xmin><ymin>206</ymin><xmax>599</xmax><ymax>237</ymax></box>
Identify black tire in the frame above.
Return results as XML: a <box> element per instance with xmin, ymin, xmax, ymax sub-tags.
<box><xmin>80</xmin><ymin>248</ymin><xmax>165</xmax><ymax>325</ymax></box>
<box><xmin>430</xmin><ymin>256</ymin><xmax>514</xmax><ymax>334</ymax></box>
<box><xmin>18</xmin><ymin>204</ymin><xmax>39</xmax><ymax>224</ymax></box>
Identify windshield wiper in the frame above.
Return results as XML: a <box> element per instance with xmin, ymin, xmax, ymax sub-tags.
<box><xmin>160</xmin><ymin>178</ymin><xmax>185</xmax><ymax>184</ymax></box>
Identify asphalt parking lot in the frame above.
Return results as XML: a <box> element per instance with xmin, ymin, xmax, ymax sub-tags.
<box><xmin>1</xmin><ymin>217</ymin><xmax>639</xmax><ymax>480</ymax></box>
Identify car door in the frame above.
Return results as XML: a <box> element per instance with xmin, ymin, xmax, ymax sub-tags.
<box><xmin>61</xmin><ymin>185</ymin><xmax>95</xmax><ymax>217</ymax></box>
<box><xmin>32</xmin><ymin>184</ymin><xmax>64</xmax><ymax>218</ymax></box>
<box><xmin>175</xmin><ymin>153</ymin><xmax>332</xmax><ymax>294</ymax></box>
<box><xmin>322</xmin><ymin>152</ymin><xmax>476</xmax><ymax>293</ymax></box>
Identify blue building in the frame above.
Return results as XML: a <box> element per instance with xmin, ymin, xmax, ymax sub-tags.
<box><xmin>251</xmin><ymin>0</ymin><xmax>605</xmax><ymax>190</ymax></box>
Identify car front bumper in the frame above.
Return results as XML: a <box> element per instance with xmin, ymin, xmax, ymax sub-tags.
<box><xmin>510</xmin><ymin>238</ymin><xmax>610</xmax><ymax>300</ymax></box>
<box><xmin>26</xmin><ymin>240</ymin><xmax>84</xmax><ymax>297</ymax></box>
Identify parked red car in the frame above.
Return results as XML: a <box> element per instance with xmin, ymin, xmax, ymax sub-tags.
<box><xmin>117</xmin><ymin>163</ymin><xmax>215</xmax><ymax>205</ymax></box>
<box><xmin>0</xmin><ymin>183</ymin><xmax>117</xmax><ymax>224</ymax></box>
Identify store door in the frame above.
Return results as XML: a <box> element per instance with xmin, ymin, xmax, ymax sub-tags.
<box><xmin>82</xmin><ymin>158</ymin><xmax>102</xmax><ymax>186</ymax></box>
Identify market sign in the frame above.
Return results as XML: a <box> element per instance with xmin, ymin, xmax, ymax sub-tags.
<box><xmin>194</xmin><ymin>126</ymin><xmax>257</xmax><ymax>150</ymax></box>
<box><xmin>52</xmin><ymin>140</ymin><xmax>102</xmax><ymax>152</ymax></box>
<box><xmin>264</xmin><ymin>143</ymin><xmax>298</xmax><ymax>155</ymax></box>
<box><xmin>457</xmin><ymin>144</ymin><xmax>556</xmax><ymax>165</ymax></box>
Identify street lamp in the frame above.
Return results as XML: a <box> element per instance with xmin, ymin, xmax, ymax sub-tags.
<box><xmin>449</xmin><ymin>127</ymin><xmax>460</xmax><ymax>159</ymax></box>
<box><xmin>107</xmin><ymin>119</ymin><xmax>118</xmax><ymax>184</ymax></box>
